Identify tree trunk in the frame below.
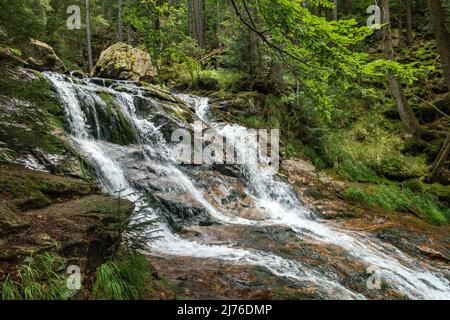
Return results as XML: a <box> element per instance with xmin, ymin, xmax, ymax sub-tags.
<box><xmin>343</xmin><ymin>0</ymin><xmax>352</xmax><ymax>15</ymax></box>
<box><xmin>118</xmin><ymin>0</ymin><xmax>123</xmax><ymax>41</ymax></box>
<box><xmin>216</xmin><ymin>0</ymin><xmax>221</xmax><ymax>46</ymax></box>
<box><xmin>85</xmin><ymin>0</ymin><xmax>93</xmax><ymax>72</ymax></box>
<box><xmin>427</xmin><ymin>0</ymin><xmax>450</xmax><ymax>91</ymax></box>
<box><xmin>230</xmin><ymin>1</ymin><xmax>236</xmax><ymax>36</ymax></box>
<box><xmin>406</xmin><ymin>0</ymin><xmax>413</xmax><ymax>44</ymax></box>
<box><xmin>381</xmin><ymin>0</ymin><xmax>422</xmax><ymax>137</ymax></box>
<box><xmin>333</xmin><ymin>0</ymin><xmax>338</xmax><ymax>20</ymax></box>
<box><xmin>431</xmin><ymin>133</ymin><xmax>450</xmax><ymax>181</ymax></box>
<box><xmin>188</xmin><ymin>0</ymin><xmax>205</xmax><ymax>48</ymax></box>
<box><xmin>188</xmin><ymin>0</ymin><xmax>194</xmax><ymax>37</ymax></box>
<box><xmin>127</xmin><ymin>24</ymin><xmax>132</xmax><ymax>45</ymax></box>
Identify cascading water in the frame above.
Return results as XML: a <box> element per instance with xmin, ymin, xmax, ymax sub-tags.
<box><xmin>44</xmin><ymin>72</ymin><xmax>450</xmax><ymax>300</ymax></box>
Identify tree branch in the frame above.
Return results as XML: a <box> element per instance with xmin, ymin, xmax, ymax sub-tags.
<box><xmin>229</xmin><ymin>0</ymin><xmax>325</xmax><ymax>70</ymax></box>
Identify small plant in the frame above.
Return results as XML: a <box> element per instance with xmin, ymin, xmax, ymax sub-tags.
<box><xmin>344</xmin><ymin>184</ymin><xmax>448</xmax><ymax>225</ymax></box>
<box><xmin>344</xmin><ymin>186</ymin><xmax>367</xmax><ymax>203</ymax></box>
<box><xmin>338</xmin><ymin>162</ymin><xmax>382</xmax><ymax>183</ymax></box>
<box><xmin>0</xmin><ymin>253</ymin><xmax>68</xmax><ymax>300</ymax></box>
<box><xmin>280</xmin><ymin>144</ymin><xmax>297</xmax><ymax>158</ymax></box>
<box><xmin>9</xmin><ymin>47</ymin><xmax>22</xmax><ymax>57</ymax></box>
<box><xmin>92</xmin><ymin>253</ymin><xmax>150</xmax><ymax>300</ymax></box>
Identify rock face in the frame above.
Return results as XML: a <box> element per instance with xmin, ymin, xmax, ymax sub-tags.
<box><xmin>24</xmin><ymin>39</ymin><xmax>67</xmax><ymax>73</ymax></box>
<box><xmin>0</xmin><ymin>67</ymin><xmax>90</xmax><ymax>179</ymax></box>
<box><xmin>0</xmin><ymin>163</ymin><xmax>134</xmax><ymax>282</ymax></box>
<box><xmin>280</xmin><ymin>159</ymin><xmax>355</xmax><ymax>219</ymax></box>
<box><xmin>92</xmin><ymin>43</ymin><xmax>157</xmax><ymax>82</ymax></box>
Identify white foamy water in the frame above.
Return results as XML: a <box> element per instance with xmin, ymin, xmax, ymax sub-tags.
<box><xmin>180</xmin><ymin>95</ymin><xmax>450</xmax><ymax>300</ymax></box>
<box><xmin>44</xmin><ymin>72</ymin><xmax>450</xmax><ymax>300</ymax></box>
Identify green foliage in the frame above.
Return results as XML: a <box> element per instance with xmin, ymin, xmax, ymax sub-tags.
<box><xmin>344</xmin><ymin>184</ymin><xmax>449</xmax><ymax>225</ymax></box>
<box><xmin>92</xmin><ymin>253</ymin><xmax>149</xmax><ymax>300</ymax></box>
<box><xmin>280</xmin><ymin>144</ymin><xmax>298</xmax><ymax>158</ymax></box>
<box><xmin>9</xmin><ymin>47</ymin><xmax>22</xmax><ymax>57</ymax></box>
<box><xmin>0</xmin><ymin>0</ymin><xmax>50</xmax><ymax>44</ymax></box>
<box><xmin>0</xmin><ymin>147</ymin><xmax>16</xmax><ymax>162</ymax></box>
<box><xmin>323</xmin><ymin>112</ymin><xmax>428</xmax><ymax>181</ymax></box>
<box><xmin>124</xmin><ymin>0</ymin><xmax>190</xmax><ymax>69</ymax></box>
<box><xmin>420</xmin><ymin>183</ymin><xmax>450</xmax><ymax>205</ymax></box>
<box><xmin>363</xmin><ymin>59</ymin><xmax>434</xmax><ymax>85</ymax></box>
<box><xmin>168</xmin><ymin>43</ymin><xmax>202</xmax><ymax>82</ymax></box>
<box><xmin>1</xmin><ymin>253</ymin><xmax>68</xmax><ymax>300</ymax></box>
<box><xmin>344</xmin><ymin>186</ymin><xmax>367</xmax><ymax>203</ymax></box>
<box><xmin>197</xmin><ymin>69</ymin><xmax>245</xmax><ymax>92</ymax></box>
<box><xmin>338</xmin><ymin>162</ymin><xmax>382</xmax><ymax>183</ymax></box>
<box><xmin>234</xmin><ymin>115</ymin><xmax>267</xmax><ymax>128</ymax></box>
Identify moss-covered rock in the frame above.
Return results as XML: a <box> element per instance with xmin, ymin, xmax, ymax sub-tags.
<box><xmin>0</xmin><ymin>64</ymin><xmax>93</xmax><ymax>178</ymax></box>
<box><xmin>0</xmin><ymin>162</ymin><xmax>134</xmax><ymax>285</ymax></box>
<box><xmin>79</xmin><ymin>91</ymin><xmax>138</xmax><ymax>145</ymax></box>
<box><xmin>92</xmin><ymin>42</ymin><xmax>157</xmax><ymax>82</ymax></box>
<box><xmin>23</xmin><ymin>39</ymin><xmax>67</xmax><ymax>73</ymax></box>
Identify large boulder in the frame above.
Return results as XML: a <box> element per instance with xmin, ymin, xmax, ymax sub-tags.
<box><xmin>92</xmin><ymin>42</ymin><xmax>157</xmax><ymax>82</ymax></box>
<box><xmin>24</xmin><ymin>39</ymin><xmax>67</xmax><ymax>73</ymax></box>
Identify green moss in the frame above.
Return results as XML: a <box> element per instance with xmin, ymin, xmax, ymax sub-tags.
<box><xmin>0</xmin><ymin>66</ymin><xmax>68</xmax><ymax>155</ymax></box>
<box><xmin>0</xmin><ymin>71</ymin><xmax>65</xmax><ymax>124</ymax></box>
<box><xmin>324</xmin><ymin>112</ymin><xmax>428</xmax><ymax>181</ymax></box>
<box><xmin>419</xmin><ymin>182</ymin><xmax>450</xmax><ymax>206</ymax></box>
<box><xmin>89</xmin><ymin>92</ymin><xmax>137</xmax><ymax>145</ymax></box>
<box><xmin>0</xmin><ymin>147</ymin><xmax>16</xmax><ymax>161</ymax></box>
<box><xmin>0</xmin><ymin>163</ymin><xmax>97</xmax><ymax>211</ymax></box>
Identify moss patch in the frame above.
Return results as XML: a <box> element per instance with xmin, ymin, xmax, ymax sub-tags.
<box><xmin>0</xmin><ymin>162</ymin><xmax>98</xmax><ymax>212</ymax></box>
<box><xmin>0</xmin><ymin>65</ymin><xmax>67</xmax><ymax>156</ymax></box>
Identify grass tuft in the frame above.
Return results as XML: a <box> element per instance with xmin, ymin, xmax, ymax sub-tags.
<box><xmin>0</xmin><ymin>253</ymin><xmax>68</xmax><ymax>300</ymax></box>
<box><xmin>92</xmin><ymin>253</ymin><xmax>150</xmax><ymax>300</ymax></box>
<box><xmin>344</xmin><ymin>184</ymin><xmax>449</xmax><ymax>225</ymax></box>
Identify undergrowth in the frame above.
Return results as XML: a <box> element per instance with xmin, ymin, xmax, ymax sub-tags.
<box><xmin>1</xmin><ymin>253</ymin><xmax>68</xmax><ymax>300</ymax></box>
<box><xmin>91</xmin><ymin>252</ymin><xmax>150</xmax><ymax>300</ymax></box>
<box><xmin>344</xmin><ymin>184</ymin><xmax>449</xmax><ymax>225</ymax></box>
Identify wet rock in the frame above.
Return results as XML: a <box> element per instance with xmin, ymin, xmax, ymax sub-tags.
<box><xmin>23</xmin><ymin>39</ymin><xmax>67</xmax><ymax>73</ymax></box>
<box><xmin>70</xmin><ymin>70</ymin><xmax>86</xmax><ymax>79</ymax></box>
<box><xmin>149</xmin><ymin>192</ymin><xmax>214</xmax><ymax>231</ymax></box>
<box><xmin>0</xmin><ymin>163</ymin><xmax>134</xmax><ymax>279</ymax></box>
<box><xmin>195</xmin><ymin>169</ymin><xmax>268</xmax><ymax>221</ymax></box>
<box><xmin>0</xmin><ymin>202</ymin><xmax>28</xmax><ymax>237</ymax></box>
<box><xmin>208</xmin><ymin>92</ymin><xmax>265</xmax><ymax>122</ymax></box>
<box><xmin>92</xmin><ymin>42</ymin><xmax>157</xmax><ymax>82</ymax></box>
<box><xmin>281</xmin><ymin>159</ymin><xmax>347</xmax><ymax>194</ymax></box>
<box><xmin>280</xmin><ymin>158</ymin><xmax>357</xmax><ymax>220</ymax></box>
<box><xmin>374</xmin><ymin>227</ymin><xmax>430</xmax><ymax>258</ymax></box>
<box><xmin>133</xmin><ymin>94</ymin><xmax>197</xmax><ymax>142</ymax></box>
<box><xmin>416</xmin><ymin>245</ymin><xmax>449</xmax><ymax>263</ymax></box>
<box><xmin>30</xmin><ymin>232</ymin><xmax>58</xmax><ymax>250</ymax></box>
<box><xmin>212</xmin><ymin>164</ymin><xmax>241</xmax><ymax>178</ymax></box>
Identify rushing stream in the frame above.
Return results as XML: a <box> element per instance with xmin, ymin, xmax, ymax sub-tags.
<box><xmin>44</xmin><ymin>72</ymin><xmax>450</xmax><ymax>300</ymax></box>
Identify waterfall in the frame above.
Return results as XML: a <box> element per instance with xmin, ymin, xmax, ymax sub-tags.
<box><xmin>44</xmin><ymin>72</ymin><xmax>450</xmax><ymax>300</ymax></box>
